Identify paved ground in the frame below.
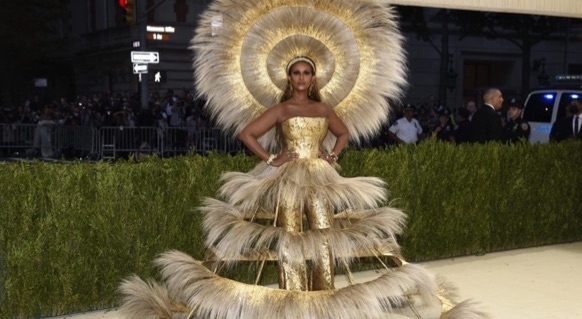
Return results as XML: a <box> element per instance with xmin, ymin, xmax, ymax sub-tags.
<box><xmin>46</xmin><ymin>241</ymin><xmax>582</xmax><ymax>319</ymax></box>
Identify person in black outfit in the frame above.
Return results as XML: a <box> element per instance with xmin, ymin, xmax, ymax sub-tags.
<box><xmin>454</xmin><ymin>107</ymin><xmax>472</xmax><ymax>144</ymax></box>
<box><xmin>549</xmin><ymin>99</ymin><xmax>582</xmax><ymax>142</ymax></box>
<box><xmin>471</xmin><ymin>88</ymin><xmax>503</xmax><ymax>143</ymax></box>
<box><xmin>502</xmin><ymin>98</ymin><xmax>530</xmax><ymax>143</ymax></box>
<box><xmin>432</xmin><ymin>108</ymin><xmax>455</xmax><ymax>142</ymax></box>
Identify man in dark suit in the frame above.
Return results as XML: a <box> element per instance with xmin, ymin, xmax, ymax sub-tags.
<box><xmin>550</xmin><ymin>99</ymin><xmax>582</xmax><ymax>142</ymax></box>
<box><xmin>471</xmin><ymin>88</ymin><xmax>504</xmax><ymax>143</ymax></box>
<box><xmin>454</xmin><ymin>107</ymin><xmax>472</xmax><ymax>144</ymax></box>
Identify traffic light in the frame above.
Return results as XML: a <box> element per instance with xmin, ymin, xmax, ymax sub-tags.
<box><xmin>119</xmin><ymin>0</ymin><xmax>136</xmax><ymax>26</ymax></box>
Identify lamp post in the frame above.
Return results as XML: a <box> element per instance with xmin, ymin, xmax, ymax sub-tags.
<box><xmin>138</xmin><ymin>0</ymin><xmax>149</xmax><ymax>109</ymax></box>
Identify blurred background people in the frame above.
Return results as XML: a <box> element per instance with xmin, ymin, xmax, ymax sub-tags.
<box><xmin>550</xmin><ymin>99</ymin><xmax>582</xmax><ymax>142</ymax></box>
<box><xmin>432</xmin><ymin>108</ymin><xmax>455</xmax><ymax>143</ymax></box>
<box><xmin>465</xmin><ymin>100</ymin><xmax>477</xmax><ymax>122</ymax></box>
<box><xmin>30</xmin><ymin>105</ymin><xmax>57</xmax><ymax>157</ymax></box>
<box><xmin>454</xmin><ymin>108</ymin><xmax>472</xmax><ymax>144</ymax></box>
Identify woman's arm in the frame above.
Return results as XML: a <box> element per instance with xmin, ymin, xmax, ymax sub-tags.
<box><xmin>238</xmin><ymin>104</ymin><xmax>297</xmax><ymax>166</ymax></box>
<box><xmin>325</xmin><ymin>105</ymin><xmax>349</xmax><ymax>161</ymax></box>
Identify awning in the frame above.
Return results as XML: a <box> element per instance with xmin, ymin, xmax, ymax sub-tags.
<box><xmin>388</xmin><ymin>0</ymin><xmax>582</xmax><ymax>18</ymax></box>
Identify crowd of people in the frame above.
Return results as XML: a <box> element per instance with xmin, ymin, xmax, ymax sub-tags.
<box><xmin>387</xmin><ymin>87</ymin><xmax>582</xmax><ymax>146</ymax></box>
<box><xmin>2</xmin><ymin>87</ymin><xmax>580</xmax><ymax>159</ymax></box>
<box><xmin>384</xmin><ymin>87</ymin><xmax>579</xmax><ymax>146</ymax></box>
<box><xmin>0</xmin><ymin>89</ymin><xmax>211</xmax><ymax>130</ymax></box>
<box><xmin>0</xmin><ymin>90</ymin><xmax>217</xmax><ymax>158</ymax></box>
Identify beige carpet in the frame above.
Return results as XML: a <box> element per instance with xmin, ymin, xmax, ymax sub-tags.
<box><xmin>46</xmin><ymin>241</ymin><xmax>582</xmax><ymax>319</ymax></box>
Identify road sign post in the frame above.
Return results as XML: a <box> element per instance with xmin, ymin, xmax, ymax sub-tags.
<box><xmin>131</xmin><ymin>51</ymin><xmax>159</xmax><ymax>64</ymax></box>
<box><xmin>133</xmin><ymin>63</ymin><xmax>148</xmax><ymax>74</ymax></box>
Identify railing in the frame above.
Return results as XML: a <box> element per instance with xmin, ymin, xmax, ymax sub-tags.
<box><xmin>0</xmin><ymin>124</ymin><xmax>244</xmax><ymax>160</ymax></box>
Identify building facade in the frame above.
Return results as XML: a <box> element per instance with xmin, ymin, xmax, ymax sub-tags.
<box><xmin>12</xmin><ymin>1</ymin><xmax>582</xmax><ymax>112</ymax></box>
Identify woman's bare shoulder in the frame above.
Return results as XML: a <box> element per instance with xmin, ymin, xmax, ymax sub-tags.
<box><xmin>264</xmin><ymin>102</ymin><xmax>293</xmax><ymax>122</ymax></box>
<box><xmin>315</xmin><ymin>102</ymin><xmax>335</xmax><ymax>115</ymax></box>
<box><xmin>267</xmin><ymin>102</ymin><xmax>289</xmax><ymax>113</ymax></box>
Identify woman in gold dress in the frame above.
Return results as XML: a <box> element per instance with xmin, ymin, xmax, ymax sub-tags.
<box><xmin>119</xmin><ymin>56</ymin><xmax>487</xmax><ymax>319</ymax></box>
<box><xmin>237</xmin><ymin>56</ymin><xmax>348</xmax><ymax>291</ymax></box>
<box><xmin>119</xmin><ymin>1</ymin><xmax>489</xmax><ymax>318</ymax></box>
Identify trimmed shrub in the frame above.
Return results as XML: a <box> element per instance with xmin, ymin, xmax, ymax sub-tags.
<box><xmin>0</xmin><ymin>141</ymin><xmax>580</xmax><ymax>318</ymax></box>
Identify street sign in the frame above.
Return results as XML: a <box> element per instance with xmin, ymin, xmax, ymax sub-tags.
<box><xmin>147</xmin><ymin>70</ymin><xmax>167</xmax><ymax>84</ymax></box>
<box><xmin>153</xmin><ymin>70</ymin><xmax>167</xmax><ymax>83</ymax></box>
<box><xmin>147</xmin><ymin>32</ymin><xmax>170</xmax><ymax>41</ymax></box>
<box><xmin>133</xmin><ymin>63</ymin><xmax>148</xmax><ymax>74</ymax></box>
<box><xmin>131</xmin><ymin>51</ymin><xmax>159</xmax><ymax>64</ymax></box>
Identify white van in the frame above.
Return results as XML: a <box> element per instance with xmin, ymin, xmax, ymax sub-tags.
<box><xmin>522</xmin><ymin>81</ymin><xmax>582</xmax><ymax>143</ymax></box>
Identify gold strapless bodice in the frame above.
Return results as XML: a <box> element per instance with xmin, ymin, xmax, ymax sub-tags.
<box><xmin>281</xmin><ymin>117</ymin><xmax>329</xmax><ymax>159</ymax></box>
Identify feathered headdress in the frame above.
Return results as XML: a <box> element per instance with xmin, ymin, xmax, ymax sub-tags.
<box><xmin>191</xmin><ymin>0</ymin><xmax>407</xmax><ymax>150</ymax></box>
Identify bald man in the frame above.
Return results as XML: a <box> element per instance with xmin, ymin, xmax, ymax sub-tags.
<box><xmin>471</xmin><ymin>88</ymin><xmax>504</xmax><ymax>143</ymax></box>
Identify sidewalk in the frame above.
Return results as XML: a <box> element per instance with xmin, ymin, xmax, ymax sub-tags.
<box><xmin>47</xmin><ymin>241</ymin><xmax>582</xmax><ymax>319</ymax></box>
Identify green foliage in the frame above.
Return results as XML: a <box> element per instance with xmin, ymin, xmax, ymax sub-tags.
<box><xmin>0</xmin><ymin>153</ymin><xmax>257</xmax><ymax>318</ymax></box>
<box><xmin>1</xmin><ymin>142</ymin><xmax>581</xmax><ymax>318</ymax></box>
<box><xmin>342</xmin><ymin>140</ymin><xmax>582</xmax><ymax>261</ymax></box>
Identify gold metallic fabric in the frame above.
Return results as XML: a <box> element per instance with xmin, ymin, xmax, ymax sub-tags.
<box><xmin>277</xmin><ymin>117</ymin><xmax>334</xmax><ymax>291</ymax></box>
<box><xmin>281</xmin><ymin>116</ymin><xmax>329</xmax><ymax>159</ymax></box>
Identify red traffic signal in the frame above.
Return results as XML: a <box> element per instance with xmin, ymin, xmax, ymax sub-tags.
<box><xmin>121</xmin><ymin>0</ymin><xmax>135</xmax><ymax>26</ymax></box>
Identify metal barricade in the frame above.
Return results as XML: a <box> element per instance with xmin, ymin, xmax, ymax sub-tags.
<box><xmin>53</xmin><ymin>126</ymin><xmax>97</xmax><ymax>158</ymax></box>
<box><xmin>194</xmin><ymin>127</ymin><xmax>243</xmax><ymax>154</ymax></box>
<box><xmin>0</xmin><ymin>124</ymin><xmax>37</xmax><ymax>151</ymax></box>
<box><xmin>0</xmin><ymin>124</ymin><xmax>243</xmax><ymax>160</ymax></box>
<box><xmin>0</xmin><ymin>124</ymin><xmax>99</xmax><ymax>158</ymax></box>
<box><xmin>98</xmin><ymin>126</ymin><xmax>160</xmax><ymax>160</ymax></box>
<box><xmin>221</xmin><ymin>134</ymin><xmax>244</xmax><ymax>154</ymax></box>
<box><xmin>0</xmin><ymin>123</ymin><xmax>58</xmax><ymax>157</ymax></box>
<box><xmin>161</xmin><ymin>126</ymin><xmax>191</xmax><ymax>157</ymax></box>
<box><xmin>197</xmin><ymin>127</ymin><xmax>221</xmax><ymax>153</ymax></box>
<box><xmin>160</xmin><ymin>126</ymin><xmax>244</xmax><ymax>157</ymax></box>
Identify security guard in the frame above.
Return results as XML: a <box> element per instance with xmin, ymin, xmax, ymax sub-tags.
<box><xmin>502</xmin><ymin>98</ymin><xmax>530</xmax><ymax>143</ymax></box>
<box><xmin>433</xmin><ymin>108</ymin><xmax>455</xmax><ymax>142</ymax></box>
<box><xmin>387</xmin><ymin>104</ymin><xmax>423</xmax><ymax>144</ymax></box>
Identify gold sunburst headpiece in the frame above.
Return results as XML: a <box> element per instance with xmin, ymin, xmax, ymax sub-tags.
<box><xmin>191</xmin><ymin>0</ymin><xmax>407</xmax><ymax>149</ymax></box>
<box><xmin>286</xmin><ymin>56</ymin><xmax>317</xmax><ymax>74</ymax></box>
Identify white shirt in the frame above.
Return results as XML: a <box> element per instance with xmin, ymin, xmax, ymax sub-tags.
<box><xmin>484</xmin><ymin>103</ymin><xmax>495</xmax><ymax>110</ymax></box>
<box><xmin>389</xmin><ymin>117</ymin><xmax>423</xmax><ymax>144</ymax></box>
<box><xmin>574</xmin><ymin>114</ymin><xmax>582</xmax><ymax>135</ymax></box>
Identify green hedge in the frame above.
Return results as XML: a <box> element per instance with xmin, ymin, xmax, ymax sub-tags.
<box><xmin>341</xmin><ymin>140</ymin><xmax>582</xmax><ymax>259</ymax></box>
<box><xmin>1</xmin><ymin>141</ymin><xmax>581</xmax><ymax>318</ymax></box>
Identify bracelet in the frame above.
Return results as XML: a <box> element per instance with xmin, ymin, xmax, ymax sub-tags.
<box><xmin>266</xmin><ymin>154</ymin><xmax>277</xmax><ymax>165</ymax></box>
<box><xmin>329</xmin><ymin>151</ymin><xmax>338</xmax><ymax>162</ymax></box>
